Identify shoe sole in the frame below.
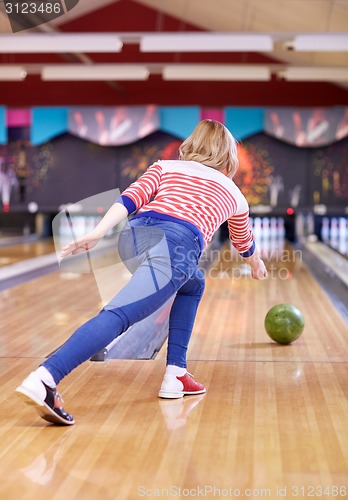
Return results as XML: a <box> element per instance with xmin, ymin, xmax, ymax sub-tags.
<box><xmin>15</xmin><ymin>386</ymin><xmax>75</xmax><ymax>426</ymax></box>
<box><xmin>158</xmin><ymin>388</ymin><xmax>206</xmax><ymax>399</ymax></box>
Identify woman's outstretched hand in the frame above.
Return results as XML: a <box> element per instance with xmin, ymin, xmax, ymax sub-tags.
<box><xmin>60</xmin><ymin>202</ymin><xmax>128</xmax><ymax>259</ymax></box>
<box><xmin>60</xmin><ymin>230</ymin><xmax>102</xmax><ymax>258</ymax></box>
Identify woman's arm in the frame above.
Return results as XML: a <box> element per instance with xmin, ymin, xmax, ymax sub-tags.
<box><xmin>227</xmin><ymin>194</ymin><xmax>267</xmax><ymax>280</ymax></box>
<box><xmin>60</xmin><ymin>163</ymin><xmax>163</xmax><ymax>259</ymax></box>
<box><xmin>60</xmin><ymin>202</ymin><xmax>128</xmax><ymax>258</ymax></box>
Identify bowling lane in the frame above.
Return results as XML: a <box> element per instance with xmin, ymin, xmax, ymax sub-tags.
<box><xmin>0</xmin><ymin>358</ymin><xmax>347</xmax><ymax>498</ymax></box>
<box><xmin>157</xmin><ymin>242</ymin><xmax>348</xmax><ymax>364</ymax></box>
<box><xmin>0</xmin><ymin>247</ymin><xmax>132</xmax><ymax>359</ymax></box>
<box><xmin>1</xmin><ymin>234</ymin><xmax>346</xmax><ymax>364</ymax></box>
<box><xmin>0</xmin><ymin>238</ymin><xmax>55</xmax><ymax>267</ymax></box>
<box><xmin>0</xmin><ymin>238</ymin><xmax>347</xmax><ymax>497</ymax></box>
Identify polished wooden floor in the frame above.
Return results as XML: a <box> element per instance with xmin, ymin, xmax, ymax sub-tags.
<box><xmin>0</xmin><ymin>239</ymin><xmax>55</xmax><ymax>267</ymax></box>
<box><xmin>0</xmin><ymin>239</ymin><xmax>347</xmax><ymax>499</ymax></box>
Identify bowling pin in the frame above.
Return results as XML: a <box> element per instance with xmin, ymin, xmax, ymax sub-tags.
<box><xmin>262</xmin><ymin>217</ymin><xmax>271</xmax><ymax>258</ymax></box>
<box><xmin>296</xmin><ymin>213</ymin><xmax>305</xmax><ymax>241</ymax></box>
<box><xmin>278</xmin><ymin>217</ymin><xmax>285</xmax><ymax>239</ymax></box>
<box><xmin>330</xmin><ymin>218</ymin><xmax>339</xmax><ymax>249</ymax></box>
<box><xmin>339</xmin><ymin>217</ymin><xmax>346</xmax><ymax>240</ymax></box>
<box><xmin>306</xmin><ymin>213</ymin><xmax>315</xmax><ymax>237</ymax></box>
<box><xmin>270</xmin><ymin>217</ymin><xmax>278</xmax><ymax>252</ymax></box>
<box><xmin>321</xmin><ymin>217</ymin><xmax>329</xmax><ymax>243</ymax></box>
<box><xmin>338</xmin><ymin>217</ymin><xmax>347</xmax><ymax>256</ymax></box>
<box><xmin>262</xmin><ymin>217</ymin><xmax>270</xmax><ymax>239</ymax></box>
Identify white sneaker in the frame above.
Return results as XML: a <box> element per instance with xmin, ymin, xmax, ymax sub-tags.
<box><xmin>16</xmin><ymin>372</ymin><xmax>75</xmax><ymax>425</ymax></box>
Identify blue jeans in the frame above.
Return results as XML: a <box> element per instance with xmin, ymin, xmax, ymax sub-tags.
<box><xmin>43</xmin><ymin>217</ymin><xmax>205</xmax><ymax>384</ymax></box>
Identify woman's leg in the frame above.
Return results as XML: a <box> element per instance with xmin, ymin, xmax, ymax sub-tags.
<box><xmin>158</xmin><ymin>267</ymin><xmax>206</xmax><ymax>399</ymax></box>
<box><xmin>16</xmin><ymin>250</ymin><xmax>182</xmax><ymax>425</ymax></box>
<box><xmin>42</xmin><ymin>264</ymin><xmax>178</xmax><ymax>385</ymax></box>
<box><xmin>166</xmin><ymin>267</ymin><xmax>205</xmax><ymax>368</ymax></box>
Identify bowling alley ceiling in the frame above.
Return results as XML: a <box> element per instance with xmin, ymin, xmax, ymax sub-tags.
<box><xmin>0</xmin><ymin>0</ymin><xmax>348</xmax><ymax>106</ymax></box>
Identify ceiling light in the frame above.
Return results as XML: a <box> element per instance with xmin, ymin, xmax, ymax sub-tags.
<box><xmin>278</xmin><ymin>67</ymin><xmax>348</xmax><ymax>82</ymax></box>
<box><xmin>0</xmin><ymin>66</ymin><xmax>27</xmax><ymax>80</ymax></box>
<box><xmin>41</xmin><ymin>65</ymin><xmax>149</xmax><ymax>81</ymax></box>
<box><xmin>285</xmin><ymin>33</ymin><xmax>348</xmax><ymax>52</ymax></box>
<box><xmin>163</xmin><ymin>65</ymin><xmax>271</xmax><ymax>81</ymax></box>
<box><xmin>141</xmin><ymin>33</ymin><xmax>273</xmax><ymax>52</ymax></box>
<box><xmin>0</xmin><ymin>34</ymin><xmax>122</xmax><ymax>53</ymax></box>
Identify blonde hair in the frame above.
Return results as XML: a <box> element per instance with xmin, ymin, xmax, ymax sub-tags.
<box><xmin>179</xmin><ymin>119</ymin><xmax>239</xmax><ymax>178</ymax></box>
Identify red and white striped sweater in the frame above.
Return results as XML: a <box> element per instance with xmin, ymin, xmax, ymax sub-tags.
<box><xmin>118</xmin><ymin>160</ymin><xmax>254</xmax><ymax>256</ymax></box>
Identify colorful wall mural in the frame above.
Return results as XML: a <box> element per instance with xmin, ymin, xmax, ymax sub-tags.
<box><xmin>0</xmin><ymin>105</ymin><xmax>347</xmax><ymax>214</ymax></box>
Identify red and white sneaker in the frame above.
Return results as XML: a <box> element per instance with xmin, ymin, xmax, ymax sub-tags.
<box><xmin>159</xmin><ymin>372</ymin><xmax>206</xmax><ymax>399</ymax></box>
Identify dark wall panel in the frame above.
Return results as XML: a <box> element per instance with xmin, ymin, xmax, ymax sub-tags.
<box><xmin>26</xmin><ymin>134</ymin><xmax>119</xmax><ymax>210</ymax></box>
<box><xmin>1</xmin><ymin>128</ymin><xmax>347</xmax><ymax>215</ymax></box>
<box><xmin>235</xmin><ymin>133</ymin><xmax>348</xmax><ymax>210</ymax></box>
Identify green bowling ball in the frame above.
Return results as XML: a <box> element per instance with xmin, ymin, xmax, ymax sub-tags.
<box><xmin>265</xmin><ymin>304</ymin><xmax>305</xmax><ymax>344</ymax></box>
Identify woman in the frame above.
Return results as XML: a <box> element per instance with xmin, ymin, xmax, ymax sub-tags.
<box><xmin>16</xmin><ymin>119</ymin><xmax>267</xmax><ymax>425</ymax></box>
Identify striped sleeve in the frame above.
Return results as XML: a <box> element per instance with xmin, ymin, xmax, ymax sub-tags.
<box><xmin>115</xmin><ymin>163</ymin><xmax>162</xmax><ymax>214</ymax></box>
<box><xmin>227</xmin><ymin>211</ymin><xmax>255</xmax><ymax>257</ymax></box>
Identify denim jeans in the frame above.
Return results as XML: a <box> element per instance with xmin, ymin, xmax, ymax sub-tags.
<box><xmin>43</xmin><ymin>217</ymin><xmax>206</xmax><ymax>384</ymax></box>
